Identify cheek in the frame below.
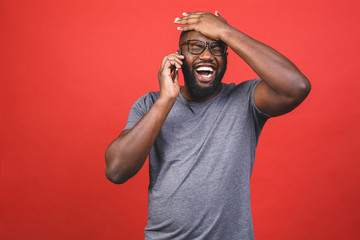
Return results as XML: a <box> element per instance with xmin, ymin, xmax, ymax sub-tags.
<box><xmin>183</xmin><ymin>58</ymin><xmax>194</xmax><ymax>71</ymax></box>
<box><xmin>216</xmin><ymin>57</ymin><xmax>227</xmax><ymax>70</ymax></box>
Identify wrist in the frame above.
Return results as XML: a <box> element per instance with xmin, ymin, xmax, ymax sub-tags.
<box><xmin>218</xmin><ymin>24</ymin><xmax>236</xmax><ymax>42</ymax></box>
<box><xmin>157</xmin><ymin>95</ymin><xmax>177</xmax><ymax>108</ymax></box>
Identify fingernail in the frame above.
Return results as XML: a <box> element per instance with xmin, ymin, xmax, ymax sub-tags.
<box><xmin>174</xmin><ymin>17</ymin><xmax>179</xmax><ymax>23</ymax></box>
<box><xmin>182</xmin><ymin>12</ymin><xmax>188</xmax><ymax>16</ymax></box>
<box><xmin>177</xmin><ymin>27</ymin><xmax>181</xmax><ymax>30</ymax></box>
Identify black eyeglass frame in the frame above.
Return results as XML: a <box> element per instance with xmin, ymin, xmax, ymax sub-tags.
<box><xmin>179</xmin><ymin>40</ymin><xmax>228</xmax><ymax>56</ymax></box>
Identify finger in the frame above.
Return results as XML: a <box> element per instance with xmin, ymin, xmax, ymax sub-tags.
<box><xmin>172</xmin><ymin>52</ymin><xmax>185</xmax><ymax>58</ymax></box>
<box><xmin>215</xmin><ymin>10</ymin><xmax>227</xmax><ymax>23</ymax></box>
<box><xmin>162</xmin><ymin>53</ymin><xmax>184</xmax><ymax>67</ymax></box>
<box><xmin>174</xmin><ymin>16</ymin><xmax>200</xmax><ymax>25</ymax></box>
<box><xmin>160</xmin><ymin>55</ymin><xmax>170</xmax><ymax>70</ymax></box>
<box><xmin>167</xmin><ymin>58</ymin><xmax>183</xmax><ymax>67</ymax></box>
<box><xmin>182</xmin><ymin>11</ymin><xmax>204</xmax><ymax>16</ymax></box>
<box><xmin>175</xmin><ymin>52</ymin><xmax>185</xmax><ymax>58</ymax></box>
<box><xmin>173</xmin><ymin>72</ymin><xmax>179</xmax><ymax>85</ymax></box>
<box><xmin>169</xmin><ymin>60</ymin><xmax>182</xmax><ymax>69</ymax></box>
<box><xmin>163</xmin><ymin>58</ymin><xmax>182</xmax><ymax>72</ymax></box>
<box><xmin>177</xmin><ymin>24</ymin><xmax>198</xmax><ymax>32</ymax></box>
<box><xmin>170</xmin><ymin>58</ymin><xmax>182</xmax><ymax>69</ymax></box>
<box><xmin>168</xmin><ymin>54</ymin><xmax>185</xmax><ymax>61</ymax></box>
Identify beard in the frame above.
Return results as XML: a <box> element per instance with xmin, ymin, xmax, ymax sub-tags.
<box><xmin>182</xmin><ymin>61</ymin><xmax>227</xmax><ymax>101</ymax></box>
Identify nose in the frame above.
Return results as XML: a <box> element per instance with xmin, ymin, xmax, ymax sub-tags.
<box><xmin>199</xmin><ymin>45</ymin><xmax>214</xmax><ymax>60</ymax></box>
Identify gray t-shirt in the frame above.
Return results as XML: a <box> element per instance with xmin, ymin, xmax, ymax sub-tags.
<box><xmin>125</xmin><ymin>79</ymin><xmax>270</xmax><ymax>240</ymax></box>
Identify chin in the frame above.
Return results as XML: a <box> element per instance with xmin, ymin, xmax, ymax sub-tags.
<box><xmin>182</xmin><ymin>61</ymin><xmax>227</xmax><ymax>101</ymax></box>
<box><xmin>185</xmin><ymin>73</ymin><xmax>223</xmax><ymax>100</ymax></box>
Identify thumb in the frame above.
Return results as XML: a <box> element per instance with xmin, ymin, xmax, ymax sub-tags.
<box><xmin>215</xmin><ymin>10</ymin><xmax>227</xmax><ymax>23</ymax></box>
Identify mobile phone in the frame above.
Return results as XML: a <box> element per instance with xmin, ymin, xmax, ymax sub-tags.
<box><xmin>172</xmin><ymin>68</ymin><xmax>178</xmax><ymax>82</ymax></box>
<box><xmin>172</xmin><ymin>49</ymin><xmax>182</xmax><ymax>82</ymax></box>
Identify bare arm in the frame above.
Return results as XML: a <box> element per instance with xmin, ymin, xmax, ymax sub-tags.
<box><xmin>175</xmin><ymin>11</ymin><xmax>311</xmax><ymax>117</ymax></box>
<box><xmin>105</xmin><ymin>53</ymin><xmax>184</xmax><ymax>184</ymax></box>
<box><xmin>220</xmin><ymin>25</ymin><xmax>311</xmax><ymax>117</ymax></box>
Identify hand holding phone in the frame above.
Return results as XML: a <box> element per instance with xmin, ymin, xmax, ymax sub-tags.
<box><xmin>172</xmin><ymin>68</ymin><xmax>178</xmax><ymax>82</ymax></box>
<box><xmin>171</xmin><ymin>49</ymin><xmax>182</xmax><ymax>82</ymax></box>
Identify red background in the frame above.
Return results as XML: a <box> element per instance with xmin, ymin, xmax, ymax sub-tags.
<box><xmin>1</xmin><ymin>0</ymin><xmax>359</xmax><ymax>239</ymax></box>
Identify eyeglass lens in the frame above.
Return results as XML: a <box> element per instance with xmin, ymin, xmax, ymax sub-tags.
<box><xmin>188</xmin><ymin>40</ymin><xmax>226</xmax><ymax>56</ymax></box>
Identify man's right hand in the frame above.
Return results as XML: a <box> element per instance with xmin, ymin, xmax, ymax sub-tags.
<box><xmin>105</xmin><ymin>52</ymin><xmax>185</xmax><ymax>184</ymax></box>
<box><xmin>158</xmin><ymin>52</ymin><xmax>184</xmax><ymax>101</ymax></box>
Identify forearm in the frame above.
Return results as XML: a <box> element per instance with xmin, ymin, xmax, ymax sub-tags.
<box><xmin>175</xmin><ymin>11</ymin><xmax>310</xmax><ymax>116</ymax></box>
<box><xmin>105</xmin><ymin>96</ymin><xmax>176</xmax><ymax>184</ymax></box>
<box><xmin>221</xmin><ymin>26</ymin><xmax>310</xmax><ymax>97</ymax></box>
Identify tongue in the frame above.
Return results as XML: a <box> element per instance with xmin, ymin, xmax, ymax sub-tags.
<box><xmin>196</xmin><ymin>70</ymin><xmax>214</xmax><ymax>82</ymax></box>
<box><xmin>198</xmin><ymin>71</ymin><xmax>209</xmax><ymax>75</ymax></box>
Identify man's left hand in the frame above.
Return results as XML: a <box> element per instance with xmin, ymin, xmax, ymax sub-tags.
<box><xmin>174</xmin><ymin>11</ymin><xmax>230</xmax><ymax>41</ymax></box>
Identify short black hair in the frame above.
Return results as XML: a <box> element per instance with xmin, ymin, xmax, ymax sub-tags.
<box><xmin>179</xmin><ymin>30</ymin><xmax>190</xmax><ymax>45</ymax></box>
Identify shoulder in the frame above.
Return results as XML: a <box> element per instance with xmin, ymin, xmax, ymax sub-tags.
<box><xmin>234</xmin><ymin>78</ymin><xmax>261</xmax><ymax>91</ymax></box>
<box><xmin>131</xmin><ymin>91</ymin><xmax>160</xmax><ymax>112</ymax></box>
<box><xmin>223</xmin><ymin>78</ymin><xmax>262</xmax><ymax>97</ymax></box>
<box><xmin>136</xmin><ymin>91</ymin><xmax>160</xmax><ymax>103</ymax></box>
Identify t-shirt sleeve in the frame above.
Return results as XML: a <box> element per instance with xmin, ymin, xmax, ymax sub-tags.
<box><xmin>124</xmin><ymin>93</ymin><xmax>158</xmax><ymax>130</ymax></box>
<box><xmin>249</xmin><ymin>78</ymin><xmax>271</xmax><ymax>133</ymax></box>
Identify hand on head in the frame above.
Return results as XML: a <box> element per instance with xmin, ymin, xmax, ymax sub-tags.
<box><xmin>174</xmin><ymin>11</ymin><xmax>229</xmax><ymax>41</ymax></box>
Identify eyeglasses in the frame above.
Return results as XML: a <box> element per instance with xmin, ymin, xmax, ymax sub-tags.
<box><xmin>179</xmin><ymin>40</ymin><xmax>227</xmax><ymax>56</ymax></box>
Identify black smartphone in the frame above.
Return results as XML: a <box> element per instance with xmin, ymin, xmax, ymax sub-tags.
<box><xmin>172</xmin><ymin>68</ymin><xmax>178</xmax><ymax>82</ymax></box>
<box><xmin>172</xmin><ymin>49</ymin><xmax>182</xmax><ymax>82</ymax></box>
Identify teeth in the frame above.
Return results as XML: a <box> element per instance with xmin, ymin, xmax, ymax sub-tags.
<box><xmin>196</xmin><ymin>66</ymin><xmax>213</xmax><ymax>72</ymax></box>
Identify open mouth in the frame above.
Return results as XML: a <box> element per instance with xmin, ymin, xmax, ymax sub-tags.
<box><xmin>195</xmin><ymin>66</ymin><xmax>216</xmax><ymax>83</ymax></box>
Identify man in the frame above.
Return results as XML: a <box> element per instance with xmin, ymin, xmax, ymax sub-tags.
<box><xmin>105</xmin><ymin>11</ymin><xmax>311</xmax><ymax>239</ymax></box>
